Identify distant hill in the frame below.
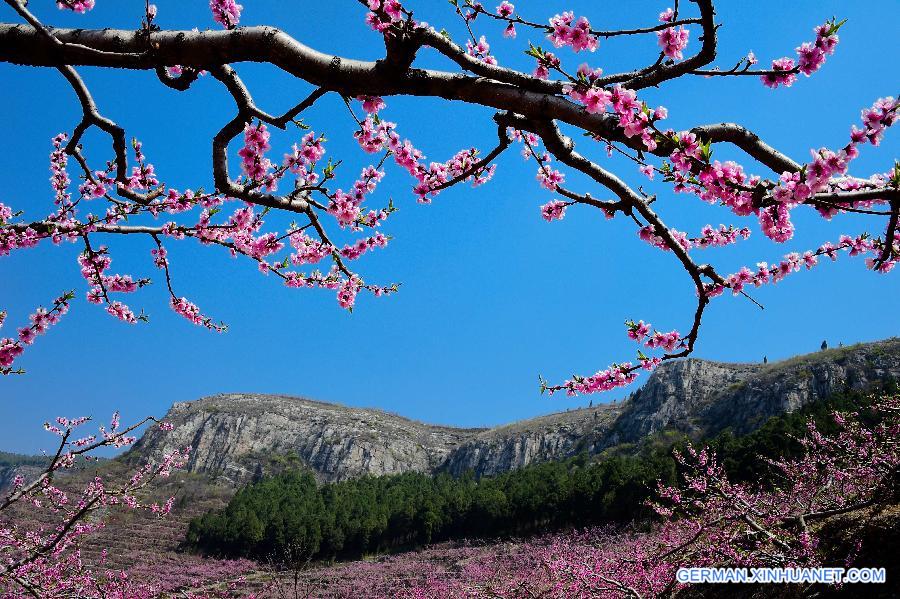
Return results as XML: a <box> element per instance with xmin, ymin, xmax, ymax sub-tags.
<box><xmin>126</xmin><ymin>337</ymin><xmax>900</xmax><ymax>485</ymax></box>
<box><xmin>0</xmin><ymin>452</ymin><xmax>48</xmax><ymax>493</ymax></box>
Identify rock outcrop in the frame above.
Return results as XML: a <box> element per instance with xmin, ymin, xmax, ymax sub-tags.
<box><xmin>125</xmin><ymin>338</ymin><xmax>900</xmax><ymax>485</ymax></box>
<box><xmin>613</xmin><ymin>338</ymin><xmax>900</xmax><ymax>444</ymax></box>
<box><xmin>128</xmin><ymin>395</ymin><xmax>481</xmax><ymax>484</ymax></box>
<box><xmin>438</xmin><ymin>404</ymin><xmax>622</xmax><ymax>477</ymax></box>
<box><xmin>0</xmin><ymin>462</ymin><xmax>45</xmax><ymax>493</ymax></box>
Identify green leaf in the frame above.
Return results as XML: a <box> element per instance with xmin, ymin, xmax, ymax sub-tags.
<box><xmin>827</xmin><ymin>17</ymin><xmax>847</xmax><ymax>36</ymax></box>
<box><xmin>524</xmin><ymin>42</ymin><xmax>545</xmax><ymax>60</ymax></box>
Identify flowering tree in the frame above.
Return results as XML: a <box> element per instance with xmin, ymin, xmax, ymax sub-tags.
<box><xmin>0</xmin><ymin>0</ymin><xmax>897</xmax><ymax>393</ymax></box>
<box><xmin>508</xmin><ymin>393</ymin><xmax>900</xmax><ymax>598</ymax></box>
<box><xmin>0</xmin><ymin>413</ymin><xmax>191</xmax><ymax>597</ymax></box>
<box><xmin>271</xmin><ymin>393</ymin><xmax>897</xmax><ymax>598</ymax></box>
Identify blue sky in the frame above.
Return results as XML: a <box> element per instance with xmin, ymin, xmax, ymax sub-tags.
<box><xmin>0</xmin><ymin>1</ymin><xmax>897</xmax><ymax>454</ymax></box>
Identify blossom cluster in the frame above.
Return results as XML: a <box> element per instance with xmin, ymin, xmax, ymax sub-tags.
<box><xmin>497</xmin><ymin>2</ymin><xmax>516</xmax><ymax>37</ymax></box>
<box><xmin>547</xmin><ymin>316</ymin><xmax>684</xmax><ymax>396</ymax></box>
<box><xmin>657</xmin><ymin>8</ymin><xmax>690</xmax><ymax>60</ymax></box>
<box><xmin>77</xmin><ymin>245</ymin><xmax>144</xmax><ymax>322</ymax></box>
<box><xmin>238</xmin><ymin>123</ymin><xmax>276</xmax><ymax>191</ymax></box>
<box><xmin>547</xmin><ymin>12</ymin><xmax>598</xmax><ymax>53</ymax></box>
<box><xmin>762</xmin><ymin>97</ymin><xmax>898</xmax><ymax>241</ymax></box>
<box><xmin>465</xmin><ymin>36</ymin><xmax>497</xmax><ymax>65</ymax></box>
<box><xmin>0</xmin><ymin>294</ymin><xmax>72</xmax><ymax>374</ymax></box>
<box><xmin>530</xmin><ymin>49</ymin><xmax>560</xmax><ymax>80</ymax></box>
<box><xmin>353</xmin><ymin>102</ymin><xmax>496</xmax><ymax>204</ymax></box>
<box><xmin>638</xmin><ymin>223</ymin><xmax>751</xmax><ymax>252</ymax></box>
<box><xmin>171</xmin><ymin>297</ymin><xmax>227</xmax><ymax>332</ymax></box>
<box><xmin>566</xmin><ymin>83</ymin><xmax>668</xmax><ymax>151</ymax></box>
<box><xmin>626</xmin><ymin>319</ymin><xmax>681</xmax><ymax>356</ymax></box>
<box><xmin>365</xmin><ymin>0</ymin><xmax>405</xmax><ymax>33</ymax></box>
<box><xmin>57</xmin><ymin>0</ymin><xmax>95</xmax><ymax>13</ymax></box>
<box><xmin>127</xmin><ymin>140</ymin><xmax>159</xmax><ymax>192</ymax></box>
<box><xmin>762</xmin><ymin>19</ymin><xmax>842</xmax><ymax>88</ymax></box>
<box><xmin>708</xmin><ymin>232</ymin><xmax>881</xmax><ymax>297</ymax></box>
<box><xmin>549</xmin><ymin>361</ymin><xmax>638</xmax><ymax>396</ymax></box>
<box><xmin>209</xmin><ymin>0</ymin><xmax>242</xmax><ymax>29</ymax></box>
<box><xmin>328</xmin><ymin>165</ymin><xmax>386</xmax><ymax>226</ymax></box>
<box><xmin>540</xmin><ymin>200</ymin><xmax>567</xmax><ymax>222</ymax></box>
<box><xmin>339</xmin><ymin>232</ymin><xmax>389</xmax><ymax>260</ymax></box>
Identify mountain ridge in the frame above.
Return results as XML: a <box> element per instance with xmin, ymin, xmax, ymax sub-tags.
<box><xmin>124</xmin><ymin>337</ymin><xmax>900</xmax><ymax>485</ymax></box>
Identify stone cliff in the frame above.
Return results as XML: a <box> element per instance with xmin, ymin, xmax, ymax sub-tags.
<box><xmin>127</xmin><ymin>394</ymin><xmax>481</xmax><ymax>484</ymax></box>
<box><xmin>125</xmin><ymin>338</ymin><xmax>900</xmax><ymax>485</ymax></box>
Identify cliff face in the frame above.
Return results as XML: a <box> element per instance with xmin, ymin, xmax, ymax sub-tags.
<box><xmin>0</xmin><ymin>463</ymin><xmax>44</xmax><ymax>492</ymax></box>
<box><xmin>128</xmin><ymin>394</ymin><xmax>481</xmax><ymax>484</ymax></box>
<box><xmin>125</xmin><ymin>338</ymin><xmax>900</xmax><ymax>485</ymax></box>
<box><xmin>612</xmin><ymin>338</ymin><xmax>900</xmax><ymax>444</ymax></box>
<box><xmin>437</xmin><ymin>404</ymin><xmax>623</xmax><ymax>477</ymax></box>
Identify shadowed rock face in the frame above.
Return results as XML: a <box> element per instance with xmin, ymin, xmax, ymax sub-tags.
<box><xmin>437</xmin><ymin>404</ymin><xmax>623</xmax><ymax>477</ymax></box>
<box><xmin>124</xmin><ymin>338</ymin><xmax>900</xmax><ymax>485</ymax></box>
<box><xmin>0</xmin><ymin>463</ymin><xmax>44</xmax><ymax>493</ymax></box>
<box><xmin>612</xmin><ymin>338</ymin><xmax>900</xmax><ymax>444</ymax></box>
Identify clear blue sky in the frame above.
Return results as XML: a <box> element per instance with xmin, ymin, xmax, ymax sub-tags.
<box><xmin>1</xmin><ymin>1</ymin><xmax>897</xmax><ymax>454</ymax></box>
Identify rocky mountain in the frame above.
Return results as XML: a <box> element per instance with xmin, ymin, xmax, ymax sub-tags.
<box><xmin>126</xmin><ymin>395</ymin><xmax>482</xmax><ymax>484</ymax></box>
<box><xmin>0</xmin><ymin>453</ymin><xmax>47</xmax><ymax>495</ymax></box>
<box><xmin>614</xmin><ymin>338</ymin><xmax>900</xmax><ymax>442</ymax></box>
<box><xmin>125</xmin><ymin>338</ymin><xmax>900</xmax><ymax>485</ymax></box>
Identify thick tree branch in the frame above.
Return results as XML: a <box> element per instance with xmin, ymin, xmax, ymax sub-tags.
<box><xmin>0</xmin><ymin>24</ymin><xmax>802</xmax><ymax>174</ymax></box>
<box><xmin>522</xmin><ymin>117</ymin><xmax>715</xmax><ymax>358</ymax></box>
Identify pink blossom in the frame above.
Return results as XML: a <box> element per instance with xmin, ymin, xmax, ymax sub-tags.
<box><xmin>626</xmin><ymin>319</ymin><xmax>651</xmax><ymax>342</ymax></box>
<box><xmin>337</xmin><ymin>277</ymin><xmax>361</xmax><ymax>310</ymax></box>
<box><xmin>540</xmin><ymin>200</ymin><xmax>567</xmax><ymax>222</ymax></box>
<box><xmin>357</xmin><ymin>95</ymin><xmax>386</xmax><ymax>114</ymax></box>
<box><xmin>657</xmin><ymin>26</ymin><xmax>689</xmax><ymax>60</ymax></box>
<box><xmin>209</xmin><ymin>0</ymin><xmax>242</xmax><ymax>29</ymax></box>
<box><xmin>761</xmin><ymin>57</ymin><xmax>797</xmax><ymax>88</ymax></box>
<box><xmin>57</xmin><ymin>0</ymin><xmax>95</xmax><ymax>13</ymax></box>
<box><xmin>466</xmin><ymin>35</ymin><xmax>498</xmax><ymax>65</ymax></box>
<box><xmin>547</xmin><ymin>12</ymin><xmax>598</xmax><ymax>53</ymax></box>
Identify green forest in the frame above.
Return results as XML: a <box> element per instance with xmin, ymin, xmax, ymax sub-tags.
<box><xmin>186</xmin><ymin>388</ymin><xmax>885</xmax><ymax>563</ymax></box>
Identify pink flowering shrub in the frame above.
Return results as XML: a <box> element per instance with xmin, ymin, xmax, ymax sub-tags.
<box><xmin>0</xmin><ymin>414</ymin><xmax>191</xmax><ymax>597</ymax></box>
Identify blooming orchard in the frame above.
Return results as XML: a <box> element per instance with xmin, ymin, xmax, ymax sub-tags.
<box><xmin>0</xmin><ymin>413</ymin><xmax>193</xmax><ymax>597</ymax></box>
<box><xmin>0</xmin><ymin>0</ymin><xmax>896</xmax><ymax>390</ymax></box>
<box><xmin>150</xmin><ymin>392</ymin><xmax>899</xmax><ymax>597</ymax></box>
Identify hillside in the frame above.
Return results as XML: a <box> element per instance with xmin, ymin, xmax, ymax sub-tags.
<box><xmin>3</xmin><ymin>338</ymin><xmax>897</xmax><ymax>579</ymax></box>
<box><xmin>127</xmin><ymin>337</ymin><xmax>900</xmax><ymax>484</ymax></box>
<box><xmin>0</xmin><ymin>452</ymin><xmax>47</xmax><ymax>494</ymax></box>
